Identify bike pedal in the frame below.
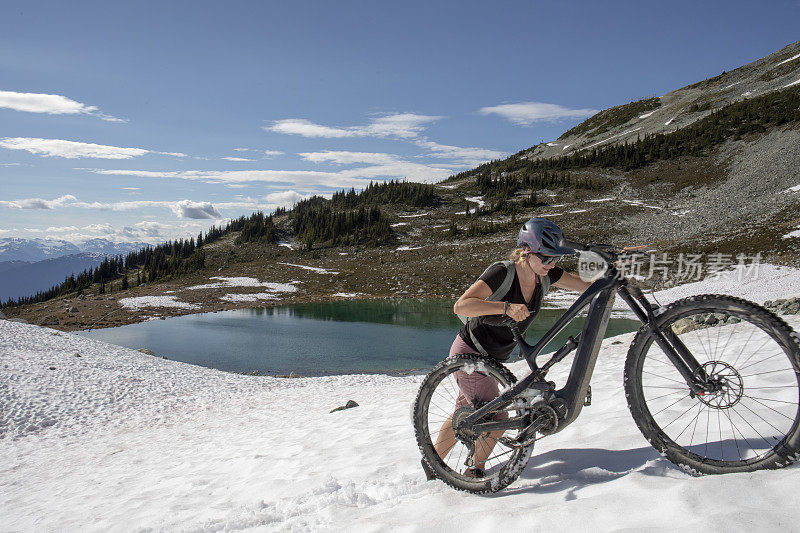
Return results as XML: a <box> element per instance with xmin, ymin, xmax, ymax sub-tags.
<box><xmin>584</xmin><ymin>385</ymin><xmax>592</xmax><ymax>406</ymax></box>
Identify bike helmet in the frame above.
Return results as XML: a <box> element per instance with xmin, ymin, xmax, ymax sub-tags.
<box><xmin>517</xmin><ymin>217</ymin><xmax>574</xmax><ymax>256</ymax></box>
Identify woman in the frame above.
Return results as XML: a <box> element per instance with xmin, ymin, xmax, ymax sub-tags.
<box><xmin>427</xmin><ymin>217</ymin><xmax>592</xmax><ymax>479</ymax></box>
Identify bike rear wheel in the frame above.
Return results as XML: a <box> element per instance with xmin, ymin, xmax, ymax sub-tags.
<box><xmin>413</xmin><ymin>354</ymin><xmax>533</xmax><ymax>493</ymax></box>
<box><xmin>625</xmin><ymin>294</ymin><xmax>800</xmax><ymax>474</ymax></box>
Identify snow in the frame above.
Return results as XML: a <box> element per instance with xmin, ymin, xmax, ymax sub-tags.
<box><xmin>2</xmin><ymin>310</ymin><xmax>799</xmax><ymax>530</ymax></box>
<box><xmin>777</xmin><ymin>52</ymin><xmax>800</xmax><ymax>66</ymax></box>
<box><xmin>331</xmin><ymin>292</ymin><xmax>363</xmax><ymax>298</ymax></box>
<box><xmin>3</xmin><ymin>268</ymin><xmax>800</xmax><ymax>530</ymax></box>
<box><xmin>546</xmin><ymin>142</ymin><xmax>559</xmax><ymax>146</ymax></box>
<box><xmin>584</xmin><ymin>128</ymin><xmax>641</xmax><ymax>150</ymax></box>
<box><xmin>278</xmin><ymin>241</ymin><xmax>293</xmax><ymax>249</ymax></box>
<box><xmin>783</xmin><ymin>78</ymin><xmax>800</xmax><ymax>88</ymax></box>
<box><xmin>569</xmin><ymin>209</ymin><xmax>588</xmax><ymax>214</ymax></box>
<box><xmin>783</xmin><ymin>228</ymin><xmax>800</xmax><ymax>239</ymax></box>
<box><xmin>562</xmin><ymin>144</ymin><xmax>571</xmax><ymax>151</ymax></box>
<box><xmin>621</xmin><ymin>199</ymin><xmax>663</xmax><ymax>210</ymax></box>
<box><xmin>118</xmin><ymin>295</ymin><xmax>201</xmax><ymax>310</ymax></box>
<box><xmin>586</xmin><ymin>197</ymin><xmax>615</xmax><ymax>203</ymax></box>
<box><xmin>638</xmin><ymin>111</ymin><xmax>655</xmax><ymax>119</ymax></box>
<box><xmin>397</xmin><ymin>213</ymin><xmax>429</xmax><ymax>218</ymax></box>
<box><xmin>465</xmin><ymin>196</ymin><xmax>486</xmax><ymax>208</ymax></box>
<box><xmin>187</xmin><ymin>276</ymin><xmax>299</xmax><ymax>292</ymax></box>
<box><xmin>741</xmin><ymin>91</ymin><xmax>753</xmax><ymax>97</ymax></box>
<box><xmin>396</xmin><ymin>245</ymin><xmax>423</xmax><ymax>251</ymax></box>
<box><xmin>664</xmin><ymin>117</ymin><xmax>675</xmax><ymax>126</ymax></box>
<box><xmin>219</xmin><ymin>292</ymin><xmax>279</xmax><ymax>302</ymax></box>
<box><xmin>618</xmin><ymin>263</ymin><xmax>800</xmax><ymax>309</ymax></box>
<box><xmin>391</xmin><ymin>222</ymin><xmax>408</xmax><ymax>227</ymax></box>
<box><xmin>277</xmin><ymin>262</ymin><xmax>339</xmax><ymax>275</ymax></box>
<box><xmin>785</xmin><ymin>184</ymin><xmax>800</xmax><ymax>193</ymax></box>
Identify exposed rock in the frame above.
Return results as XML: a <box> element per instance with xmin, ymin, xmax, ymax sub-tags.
<box><xmin>136</xmin><ymin>348</ymin><xmax>155</xmax><ymax>355</ymax></box>
<box><xmin>9</xmin><ymin>318</ymin><xmax>28</xmax><ymax>324</ymax></box>
<box><xmin>330</xmin><ymin>400</ymin><xmax>359</xmax><ymax>413</ymax></box>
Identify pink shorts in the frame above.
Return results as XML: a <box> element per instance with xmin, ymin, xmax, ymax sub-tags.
<box><xmin>449</xmin><ymin>334</ymin><xmax>508</xmax><ymax>420</ymax></box>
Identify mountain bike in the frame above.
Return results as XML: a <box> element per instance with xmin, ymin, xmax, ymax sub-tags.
<box><xmin>412</xmin><ymin>240</ymin><xmax>800</xmax><ymax>493</ymax></box>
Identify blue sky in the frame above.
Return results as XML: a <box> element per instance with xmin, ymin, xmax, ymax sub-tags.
<box><xmin>1</xmin><ymin>0</ymin><xmax>798</xmax><ymax>245</ymax></box>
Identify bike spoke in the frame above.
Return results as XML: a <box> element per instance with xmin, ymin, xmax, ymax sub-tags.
<box><xmin>657</xmin><ymin>396</ymin><xmax>694</xmax><ymax>429</ymax></box>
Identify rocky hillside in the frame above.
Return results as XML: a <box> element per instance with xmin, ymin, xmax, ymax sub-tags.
<box><xmin>529</xmin><ymin>40</ymin><xmax>800</xmax><ymax>160</ymax></box>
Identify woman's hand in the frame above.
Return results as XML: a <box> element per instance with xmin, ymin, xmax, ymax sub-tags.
<box><xmin>505</xmin><ymin>303</ymin><xmax>530</xmax><ymax>322</ymax></box>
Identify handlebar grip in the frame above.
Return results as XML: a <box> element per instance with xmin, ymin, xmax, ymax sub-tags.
<box><xmin>562</xmin><ymin>239</ymin><xmax>588</xmax><ymax>252</ymax></box>
<box><xmin>481</xmin><ymin>314</ymin><xmax>518</xmax><ymax>327</ymax></box>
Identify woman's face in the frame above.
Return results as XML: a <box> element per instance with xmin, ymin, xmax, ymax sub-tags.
<box><xmin>522</xmin><ymin>249</ymin><xmax>558</xmax><ymax>276</ymax></box>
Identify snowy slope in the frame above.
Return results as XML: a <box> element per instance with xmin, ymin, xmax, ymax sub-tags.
<box><xmin>2</xmin><ymin>284</ymin><xmax>800</xmax><ymax>530</ymax></box>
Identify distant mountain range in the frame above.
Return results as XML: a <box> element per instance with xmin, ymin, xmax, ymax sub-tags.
<box><xmin>0</xmin><ymin>238</ymin><xmax>149</xmax><ymax>263</ymax></box>
<box><xmin>0</xmin><ymin>238</ymin><xmax>150</xmax><ymax>302</ymax></box>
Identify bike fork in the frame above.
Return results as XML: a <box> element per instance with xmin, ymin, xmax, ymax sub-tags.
<box><xmin>617</xmin><ymin>286</ymin><xmax>709</xmax><ymax>394</ymax></box>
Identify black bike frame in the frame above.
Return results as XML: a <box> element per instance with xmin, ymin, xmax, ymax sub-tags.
<box><xmin>461</xmin><ymin>262</ymin><xmax>708</xmax><ymax>437</ymax></box>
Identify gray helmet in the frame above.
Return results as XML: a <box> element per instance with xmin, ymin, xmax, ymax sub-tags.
<box><xmin>517</xmin><ymin>217</ymin><xmax>574</xmax><ymax>256</ymax></box>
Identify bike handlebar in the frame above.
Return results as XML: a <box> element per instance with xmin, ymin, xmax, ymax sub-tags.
<box><xmin>562</xmin><ymin>239</ymin><xmax>618</xmax><ymax>264</ymax></box>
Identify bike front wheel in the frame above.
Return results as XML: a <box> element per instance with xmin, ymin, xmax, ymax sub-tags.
<box><xmin>625</xmin><ymin>294</ymin><xmax>800</xmax><ymax>474</ymax></box>
<box><xmin>413</xmin><ymin>353</ymin><xmax>533</xmax><ymax>493</ymax></box>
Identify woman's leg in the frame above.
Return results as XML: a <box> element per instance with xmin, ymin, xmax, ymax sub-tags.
<box><xmin>434</xmin><ymin>335</ymin><xmax>507</xmax><ymax>472</ymax></box>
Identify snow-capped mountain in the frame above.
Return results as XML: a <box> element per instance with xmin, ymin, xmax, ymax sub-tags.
<box><xmin>0</xmin><ymin>238</ymin><xmax>149</xmax><ymax>263</ymax></box>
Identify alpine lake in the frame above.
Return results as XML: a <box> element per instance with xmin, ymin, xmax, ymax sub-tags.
<box><xmin>76</xmin><ymin>298</ymin><xmax>642</xmax><ymax>377</ymax></box>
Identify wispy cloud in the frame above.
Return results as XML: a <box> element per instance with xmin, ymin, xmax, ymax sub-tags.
<box><xmin>222</xmin><ymin>157</ymin><xmax>255</xmax><ymax>162</ymax></box>
<box><xmin>0</xmin><ymin>90</ymin><xmax>126</xmax><ymax>122</ymax></box>
<box><xmin>1</xmin><ymin>193</ymin><xmax>301</xmax><ymax>218</ymax></box>
<box><xmin>267</xmin><ymin>113</ymin><xmax>441</xmax><ymax>139</ymax></box>
<box><xmin>0</xmin><ymin>137</ymin><xmax>186</xmax><ymax>159</ymax></box>
<box><xmin>263</xmin><ymin>150</ymin><xmax>284</xmax><ymax>158</ymax></box>
<box><xmin>478</xmin><ymin>102</ymin><xmax>598</xmax><ymax>126</ymax></box>
<box><xmin>0</xmin><ymin>194</ymin><xmax>78</xmax><ymax>209</ymax></box>
<box><xmin>298</xmin><ymin>150</ymin><xmax>400</xmax><ymax>165</ymax></box>
<box><xmin>415</xmin><ymin>141</ymin><xmax>506</xmax><ymax>166</ymax></box>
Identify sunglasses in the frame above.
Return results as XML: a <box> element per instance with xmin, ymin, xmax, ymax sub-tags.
<box><xmin>523</xmin><ymin>250</ymin><xmax>561</xmax><ymax>265</ymax></box>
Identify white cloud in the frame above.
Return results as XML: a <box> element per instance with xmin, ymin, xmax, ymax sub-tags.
<box><xmin>222</xmin><ymin>157</ymin><xmax>255</xmax><ymax>162</ymax></box>
<box><xmin>263</xmin><ymin>190</ymin><xmax>305</xmax><ymax>206</ymax></box>
<box><xmin>44</xmin><ymin>225</ymin><xmax>79</xmax><ymax>233</ymax></box>
<box><xmin>121</xmin><ymin>187</ymin><xmax>140</xmax><ymax>190</ymax></box>
<box><xmin>170</xmin><ymin>200</ymin><xmax>223</xmax><ymax>219</ymax></box>
<box><xmin>0</xmin><ymin>137</ymin><xmax>186</xmax><ymax>159</ymax></box>
<box><xmin>234</xmin><ymin>148</ymin><xmax>249</xmax><ymax>152</ymax></box>
<box><xmin>267</xmin><ymin>112</ymin><xmax>441</xmax><ymax>139</ymax></box>
<box><xmin>263</xmin><ymin>150</ymin><xmax>284</xmax><ymax>158</ymax></box>
<box><xmin>87</xmin><ymin>162</ymin><xmax>452</xmax><ymax>186</ymax></box>
<box><xmin>0</xmin><ymin>90</ymin><xmax>125</xmax><ymax>122</ymax></box>
<box><xmin>269</xmin><ymin>119</ymin><xmax>353</xmax><ymax>138</ymax></box>
<box><xmin>478</xmin><ymin>102</ymin><xmax>598</xmax><ymax>126</ymax></box>
<box><xmin>415</xmin><ymin>141</ymin><xmax>506</xmax><ymax>166</ymax></box>
<box><xmin>299</xmin><ymin>150</ymin><xmax>400</xmax><ymax>165</ymax></box>
<box><xmin>0</xmin><ymin>194</ymin><xmax>78</xmax><ymax>209</ymax></box>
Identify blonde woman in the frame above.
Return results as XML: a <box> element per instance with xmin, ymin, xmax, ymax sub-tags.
<box><xmin>426</xmin><ymin>217</ymin><xmax>591</xmax><ymax>479</ymax></box>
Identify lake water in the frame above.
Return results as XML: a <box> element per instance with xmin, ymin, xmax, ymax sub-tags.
<box><xmin>77</xmin><ymin>299</ymin><xmax>642</xmax><ymax>376</ymax></box>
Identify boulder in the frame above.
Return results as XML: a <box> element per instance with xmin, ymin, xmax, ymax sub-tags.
<box><xmin>330</xmin><ymin>400</ymin><xmax>360</xmax><ymax>413</ymax></box>
<box><xmin>136</xmin><ymin>348</ymin><xmax>156</xmax><ymax>355</ymax></box>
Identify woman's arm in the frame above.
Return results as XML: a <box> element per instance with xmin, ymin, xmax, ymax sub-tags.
<box><xmin>453</xmin><ymin>280</ymin><xmax>529</xmax><ymax>322</ymax></box>
<box><xmin>553</xmin><ymin>271</ymin><xmax>593</xmax><ymax>293</ymax></box>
